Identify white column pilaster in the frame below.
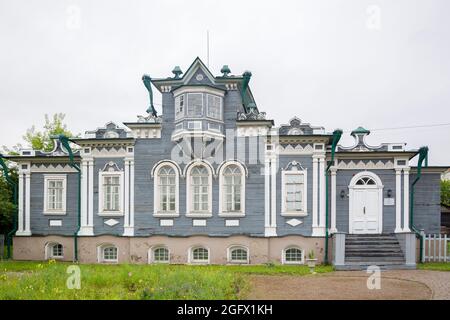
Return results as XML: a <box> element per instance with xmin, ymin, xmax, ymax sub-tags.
<box><xmin>129</xmin><ymin>160</ymin><xmax>135</xmax><ymax>230</ymax></box>
<box><xmin>17</xmin><ymin>173</ymin><xmax>25</xmax><ymax>234</ymax></box>
<box><xmin>311</xmin><ymin>156</ymin><xmax>319</xmax><ymax>235</ymax></box>
<box><xmin>270</xmin><ymin>156</ymin><xmax>277</xmax><ymax>230</ymax></box>
<box><xmin>79</xmin><ymin>158</ymin><xmax>94</xmax><ymax>235</ymax></box>
<box><xmin>264</xmin><ymin>156</ymin><xmax>270</xmax><ymax>230</ymax></box>
<box><xmin>264</xmin><ymin>142</ymin><xmax>277</xmax><ymax>237</ymax></box>
<box><xmin>123</xmin><ymin>159</ymin><xmax>133</xmax><ymax>236</ymax></box>
<box><xmin>88</xmin><ymin>160</ymin><xmax>94</xmax><ymax>228</ymax></box>
<box><xmin>403</xmin><ymin>168</ymin><xmax>411</xmax><ymax>232</ymax></box>
<box><xmin>24</xmin><ymin>171</ymin><xmax>31</xmax><ymax>235</ymax></box>
<box><xmin>78</xmin><ymin>160</ymin><xmax>90</xmax><ymax>235</ymax></box>
<box><xmin>330</xmin><ymin>168</ymin><xmax>337</xmax><ymax>233</ymax></box>
<box><xmin>395</xmin><ymin>169</ymin><xmax>402</xmax><ymax>233</ymax></box>
<box><xmin>319</xmin><ymin>156</ymin><xmax>326</xmax><ymax>230</ymax></box>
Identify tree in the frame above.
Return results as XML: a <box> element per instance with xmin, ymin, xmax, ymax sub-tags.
<box><xmin>0</xmin><ymin>168</ymin><xmax>17</xmax><ymax>235</ymax></box>
<box><xmin>0</xmin><ymin>114</ymin><xmax>75</xmax><ymax>238</ymax></box>
<box><xmin>442</xmin><ymin>180</ymin><xmax>450</xmax><ymax>207</ymax></box>
<box><xmin>24</xmin><ymin>113</ymin><xmax>75</xmax><ymax>152</ymax></box>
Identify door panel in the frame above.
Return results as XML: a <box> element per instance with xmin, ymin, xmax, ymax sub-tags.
<box><xmin>351</xmin><ymin>188</ymin><xmax>380</xmax><ymax>234</ymax></box>
<box><xmin>352</xmin><ymin>190</ymin><xmax>366</xmax><ymax>234</ymax></box>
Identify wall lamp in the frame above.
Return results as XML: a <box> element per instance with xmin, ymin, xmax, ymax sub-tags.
<box><xmin>387</xmin><ymin>189</ymin><xmax>393</xmax><ymax>198</ymax></box>
<box><xmin>340</xmin><ymin>190</ymin><xmax>346</xmax><ymax>199</ymax></box>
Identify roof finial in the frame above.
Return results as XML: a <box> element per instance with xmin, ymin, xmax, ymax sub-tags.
<box><xmin>220</xmin><ymin>65</ymin><xmax>231</xmax><ymax>77</ymax></box>
<box><xmin>172</xmin><ymin>66</ymin><xmax>183</xmax><ymax>79</ymax></box>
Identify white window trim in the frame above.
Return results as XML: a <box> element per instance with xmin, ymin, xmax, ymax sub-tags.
<box><xmin>206</xmin><ymin>93</ymin><xmax>223</xmax><ymax>121</ymax></box>
<box><xmin>281</xmin><ymin>168</ymin><xmax>308</xmax><ymax>217</ymax></box>
<box><xmin>174</xmin><ymin>94</ymin><xmax>185</xmax><ymax>120</ymax></box>
<box><xmin>188</xmin><ymin>246</ymin><xmax>210</xmax><ymax>264</ymax></box>
<box><xmin>98</xmin><ymin>171</ymin><xmax>124</xmax><ymax>217</ymax></box>
<box><xmin>43</xmin><ymin>174</ymin><xmax>67</xmax><ymax>215</ymax></box>
<box><xmin>227</xmin><ymin>245</ymin><xmax>249</xmax><ymax>264</ymax></box>
<box><xmin>45</xmin><ymin>242</ymin><xmax>64</xmax><ymax>260</ymax></box>
<box><xmin>186</xmin><ymin>162</ymin><xmax>213</xmax><ymax>218</ymax></box>
<box><xmin>218</xmin><ymin>161</ymin><xmax>246</xmax><ymax>217</ymax></box>
<box><xmin>153</xmin><ymin>162</ymin><xmax>180</xmax><ymax>217</ymax></box>
<box><xmin>281</xmin><ymin>246</ymin><xmax>305</xmax><ymax>265</ymax></box>
<box><xmin>97</xmin><ymin>244</ymin><xmax>118</xmax><ymax>263</ymax></box>
<box><xmin>148</xmin><ymin>245</ymin><xmax>170</xmax><ymax>264</ymax></box>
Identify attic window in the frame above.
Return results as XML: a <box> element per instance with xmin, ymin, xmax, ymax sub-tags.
<box><xmin>288</xmin><ymin>128</ymin><xmax>303</xmax><ymax>135</ymax></box>
<box><xmin>104</xmin><ymin>131</ymin><xmax>119</xmax><ymax>139</ymax></box>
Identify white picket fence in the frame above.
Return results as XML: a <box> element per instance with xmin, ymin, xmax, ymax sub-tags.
<box><xmin>423</xmin><ymin>234</ymin><xmax>450</xmax><ymax>262</ymax></box>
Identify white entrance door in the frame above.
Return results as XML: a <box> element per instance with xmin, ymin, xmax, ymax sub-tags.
<box><xmin>349</xmin><ymin>173</ymin><xmax>383</xmax><ymax>234</ymax></box>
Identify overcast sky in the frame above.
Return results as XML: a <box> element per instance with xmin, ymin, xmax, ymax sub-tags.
<box><xmin>0</xmin><ymin>0</ymin><xmax>449</xmax><ymax>165</ymax></box>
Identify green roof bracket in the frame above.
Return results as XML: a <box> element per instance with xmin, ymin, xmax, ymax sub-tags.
<box><xmin>142</xmin><ymin>74</ymin><xmax>157</xmax><ymax>117</ymax></box>
<box><xmin>55</xmin><ymin>135</ymin><xmax>81</xmax><ymax>262</ymax></box>
<box><xmin>241</xmin><ymin>71</ymin><xmax>252</xmax><ymax>112</ymax></box>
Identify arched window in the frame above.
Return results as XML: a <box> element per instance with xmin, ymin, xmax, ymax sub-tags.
<box><xmin>223</xmin><ymin>166</ymin><xmax>242</xmax><ymax>212</ymax></box>
<box><xmin>190</xmin><ymin>246</ymin><xmax>209</xmax><ymax>264</ymax></box>
<box><xmin>355</xmin><ymin>177</ymin><xmax>376</xmax><ymax>185</ymax></box>
<box><xmin>152</xmin><ymin>161</ymin><xmax>180</xmax><ymax>217</ymax></box>
<box><xmin>190</xmin><ymin>166</ymin><xmax>210</xmax><ymax>213</ymax></box>
<box><xmin>219</xmin><ymin>161</ymin><xmax>246</xmax><ymax>217</ymax></box>
<box><xmin>151</xmin><ymin>246</ymin><xmax>170</xmax><ymax>263</ymax></box>
<box><xmin>98</xmin><ymin>244</ymin><xmax>118</xmax><ymax>263</ymax></box>
<box><xmin>45</xmin><ymin>242</ymin><xmax>64</xmax><ymax>259</ymax></box>
<box><xmin>159</xmin><ymin>166</ymin><xmax>176</xmax><ymax>212</ymax></box>
<box><xmin>282</xmin><ymin>247</ymin><xmax>304</xmax><ymax>264</ymax></box>
<box><xmin>228</xmin><ymin>246</ymin><xmax>249</xmax><ymax>264</ymax></box>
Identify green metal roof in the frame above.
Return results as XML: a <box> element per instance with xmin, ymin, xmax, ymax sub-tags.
<box><xmin>351</xmin><ymin>126</ymin><xmax>370</xmax><ymax>136</ymax></box>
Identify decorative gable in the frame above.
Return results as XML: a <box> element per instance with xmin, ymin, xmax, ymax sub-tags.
<box><xmin>279</xmin><ymin>117</ymin><xmax>324</xmax><ymax>135</ymax></box>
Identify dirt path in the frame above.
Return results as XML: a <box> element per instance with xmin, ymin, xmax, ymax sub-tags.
<box><xmin>247</xmin><ymin>270</ymin><xmax>450</xmax><ymax>300</ymax></box>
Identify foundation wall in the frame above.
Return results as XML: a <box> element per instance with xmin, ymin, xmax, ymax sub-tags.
<box><xmin>13</xmin><ymin>235</ymin><xmax>326</xmax><ymax>265</ymax></box>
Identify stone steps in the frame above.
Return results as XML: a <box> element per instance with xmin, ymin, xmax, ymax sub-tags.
<box><xmin>340</xmin><ymin>233</ymin><xmax>413</xmax><ymax>270</ymax></box>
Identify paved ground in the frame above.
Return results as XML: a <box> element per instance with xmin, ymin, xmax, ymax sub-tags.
<box><xmin>248</xmin><ymin>270</ymin><xmax>450</xmax><ymax>300</ymax></box>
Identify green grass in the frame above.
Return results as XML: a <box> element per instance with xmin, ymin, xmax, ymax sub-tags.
<box><xmin>418</xmin><ymin>262</ymin><xmax>450</xmax><ymax>271</ymax></box>
<box><xmin>0</xmin><ymin>261</ymin><xmax>332</xmax><ymax>300</ymax></box>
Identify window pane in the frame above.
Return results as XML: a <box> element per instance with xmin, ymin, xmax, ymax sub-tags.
<box><xmin>187</xmin><ymin>93</ymin><xmax>203</xmax><ymax>117</ymax></box>
<box><xmin>193</xmin><ymin>248</ymin><xmax>208</xmax><ymax>261</ymax></box>
<box><xmin>222</xmin><ymin>165</ymin><xmax>243</xmax><ymax>212</ymax></box>
<box><xmin>285</xmin><ymin>174</ymin><xmax>304</xmax><ymax>212</ymax></box>
<box><xmin>153</xmin><ymin>248</ymin><xmax>169</xmax><ymax>262</ymax></box>
<box><xmin>52</xmin><ymin>244</ymin><xmax>63</xmax><ymax>257</ymax></box>
<box><xmin>231</xmin><ymin>248</ymin><xmax>247</xmax><ymax>262</ymax></box>
<box><xmin>207</xmin><ymin>94</ymin><xmax>221</xmax><ymax>119</ymax></box>
<box><xmin>103</xmin><ymin>175</ymin><xmax>120</xmax><ymax>211</ymax></box>
<box><xmin>285</xmin><ymin>248</ymin><xmax>302</xmax><ymax>263</ymax></box>
<box><xmin>47</xmin><ymin>179</ymin><xmax>64</xmax><ymax>211</ymax></box>
<box><xmin>103</xmin><ymin>247</ymin><xmax>117</xmax><ymax>261</ymax></box>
